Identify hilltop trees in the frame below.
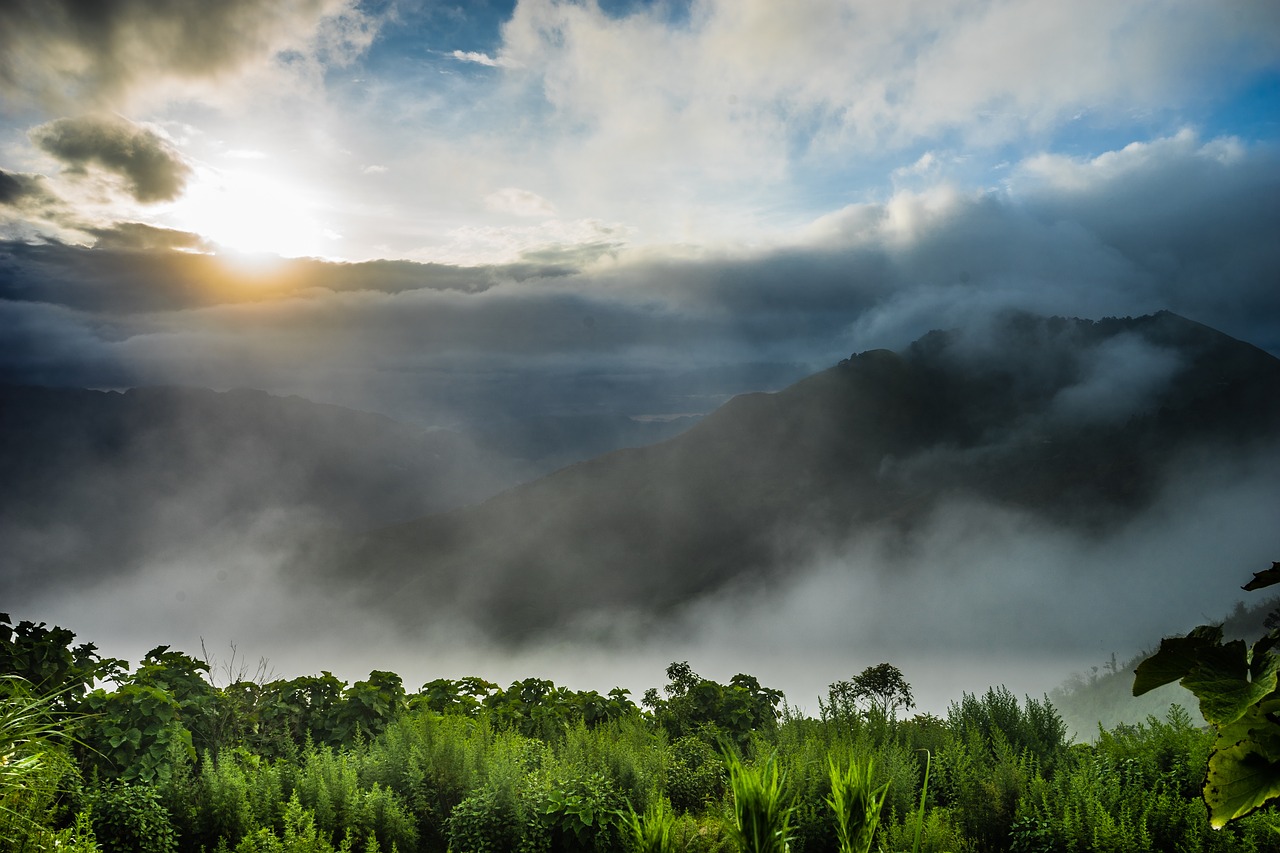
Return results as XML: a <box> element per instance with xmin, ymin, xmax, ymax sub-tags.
<box><xmin>828</xmin><ymin>663</ymin><xmax>915</xmax><ymax>719</ymax></box>
<box><xmin>643</xmin><ymin>661</ymin><xmax>784</xmax><ymax>747</ymax></box>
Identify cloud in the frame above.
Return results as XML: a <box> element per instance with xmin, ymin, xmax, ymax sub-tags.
<box><xmin>30</xmin><ymin>114</ymin><xmax>193</xmax><ymax>203</ymax></box>
<box><xmin>0</xmin><ymin>170</ymin><xmax>56</xmax><ymax>209</ymax></box>
<box><xmin>0</xmin><ymin>0</ymin><xmax>374</xmax><ymax>111</ymax></box>
<box><xmin>1</xmin><ymin>132</ymin><xmax>1276</xmax><ymax>428</ymax></box>
<box><xmin>1049</xmin><ymin>334</ymin><xmax>1183</xmax><ymax>426</ymax></box>
<box><xmin>450</xmin><ymin>50</ymin><xmax>510</xmax><ymax>68</ymax></box>
<box><xmin>484</xmin><ymin>187</ymin><xmax>558</xmax><ymax>218</ymax></box>
<box><xmin>490</xmin><ymin>0</ymin><xmax>1280</xmax><ymax>222</ymax></box>
<box><xmin>86</xmin><ymin>222</ymin><xmax>212</xmax><ymax>252</ymax></box>
<box><xmin>0</xmin><ymin>169</ymin><xmax>94</xmax><ymax>244</ymax></box>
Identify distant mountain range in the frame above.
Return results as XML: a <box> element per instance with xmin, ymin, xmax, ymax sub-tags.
<box><xmin>302</xmin><ymin>311</ymin><xmax>1280</xmax><ymax>640</ymax></box>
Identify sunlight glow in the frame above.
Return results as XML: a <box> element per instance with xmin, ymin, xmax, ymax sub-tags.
<box><xmin>169</xmin><ymin>167</ymin><xmax>336</xmax><ymax>259</ymax></box>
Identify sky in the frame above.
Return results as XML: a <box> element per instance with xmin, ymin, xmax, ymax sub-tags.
<box><xmin>2</xmin><ymin>0</ymin><xmax>1280</xmax><ymax>715</ymax></box>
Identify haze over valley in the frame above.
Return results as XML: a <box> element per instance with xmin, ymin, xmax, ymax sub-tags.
<box><xmin>3</xmin><ymin>0</ymin><xmax>1279</xmax><ymax>721</ymax></box>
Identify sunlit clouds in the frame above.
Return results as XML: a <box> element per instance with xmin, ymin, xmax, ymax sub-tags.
<box><xmin>2</xmin><ymin>0</ymin><xmax>1276</xmax><ymax>262</ymax></box>
<box><xmin>168</xmin><ymin>166</ymin><xmax>337</xmax><ymax>259</ymax></box>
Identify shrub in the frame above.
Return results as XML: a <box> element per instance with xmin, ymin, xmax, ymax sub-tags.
<box><xmin>668</xmin><ymin>812</ymin><xmax>737</xmax><ymax>853</ymax></box>
<box><xmin>446</xmin><ymin>784</ymin><xmax>522</xmax><ymax>853</ymax></box>
<box><xmin>522</xmin><ymin>770</ymin><xmax>627</xmax><ymax>853</ymax></box>
<box><xmin>665</xmin><ymin>735</ymin><xmax>725</xmax><ymax>814</ymax></box>
<box><xmin>89</xmin><ymin>783</ymin><xmax>178</xmax><ymax>853</ymax></box>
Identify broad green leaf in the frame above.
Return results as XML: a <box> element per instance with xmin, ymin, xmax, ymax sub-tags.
<box><xmin>1133</xmin><ymin>627</ymin><xmax>1225</xmax><ymax>696</ymax></box>
<box><xmin>1204</xmin><ymin>699</ymin><xmax>1280</xmax><ymax>827</ymax></box>
<box><xmin>1182</xmin><ymin>641</ymin><xmax>1279</xmax><ymax>726</ymax></box>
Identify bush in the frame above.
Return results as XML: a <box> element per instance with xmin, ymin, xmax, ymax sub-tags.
<box><xmin>291</xmin><ymin>744</ymin><xmax>417</xmax><ymax>852</ymax></box>
<box><xmin>90</xmin><ymin>783</ymin><xmax>178</xmax><ymax>853</ymax></box>
<box><xmin>522</xmin><ymin>770</ymin><xmax>627</xmax><ymax>853</ymax></box>
<box><xmin>668</xmin><ymin>812</ymin><xmax>737</xmax><ymax>853</ymax></box>
<box><xmin>446</xmin><ymin>784</ymin><xmax>522</xmax><ymax>853</ymax></box>
<box><xmin>1012</xmin><ymin>707</ymin><xmax>1280</xmax><ymax>853</ymax></box>
<box><xmin>665</xmin><ymin>735</ymin><xmax>725</xmax><ymax>814</ymax></box>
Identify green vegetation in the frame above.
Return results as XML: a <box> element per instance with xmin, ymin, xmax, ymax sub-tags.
<box><xmin>5</xmin><ymin>613</ymin><xmax>1280</xmax><ymax>852</ymax></box>
<box><xmin>1134</xmin><ymin>562</ymin><xmax>1280</xmax><ymax>829</ymax></box>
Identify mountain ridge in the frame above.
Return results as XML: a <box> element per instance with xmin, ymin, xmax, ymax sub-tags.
<box><xmin>307</xmin><ymin>310</ymin><xmax>1280</xmax><ymax>641</ymax></box>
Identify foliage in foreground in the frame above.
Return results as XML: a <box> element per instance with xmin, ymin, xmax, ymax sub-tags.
<box><xmin>1134</xmin><ymin>562</ymin><xmax>1280</xmax><ymax>828</ymax></box>
<box><xmin>6</xmin><ymin>614</ymin><xmax>1280</xmax><ymax>852</ymax></box>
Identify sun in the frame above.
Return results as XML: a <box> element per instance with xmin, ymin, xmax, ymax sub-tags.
<box><xmin>168</xmin><ymin>166</ymin><xmax>337</xmax><ymax>259</ymax></box>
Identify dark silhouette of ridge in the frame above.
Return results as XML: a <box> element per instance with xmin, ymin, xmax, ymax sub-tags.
<box><xmin>307</xmin><ymin>311</ymin><xmax>1280</xmax><ymax>641</ymax></box>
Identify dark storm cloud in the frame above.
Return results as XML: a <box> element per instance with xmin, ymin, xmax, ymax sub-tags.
<box><xmin>0</xmin><ymin>170</ymin><xmax>91</xmax><ymax>245</ymax></box>
<box><xmin>0</xmin><ymin>0</ymin><xmax>361</xmax><ymax>110</ymax></box>
<box><xmin>0</xmin><ymin>170</ymin><xmax>62</xmax><ymax>212</ymax></box>
<box><xmin>30</xmin><ymin>115</ymin><xmax>193</xmax><ymax>203</ymax></box>
<box><xmin>86</xmin><ymin>222</ymin><xmax>213</xmax><ymax>252</ymax></box>
<box><xmin>0</xmin><ymin>171</ymin><xmax>28</xmax><ymax>205</ymax></box>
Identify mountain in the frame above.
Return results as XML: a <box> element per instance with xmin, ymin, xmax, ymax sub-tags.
<box><xmin>0</xmin><ymin>385</ymin><xmax>529</xmax><ymax>596</ymax></box>
<box><xmin>305</xmin><ymin>311</ymin><xmax>1280</xmax><ymax>641</ymax></box>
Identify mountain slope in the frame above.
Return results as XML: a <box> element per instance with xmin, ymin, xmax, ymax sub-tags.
<box><xmin>309</xmin><ymin>311</ymin><xmax>1280</xmax><ymax>640</ymax></box>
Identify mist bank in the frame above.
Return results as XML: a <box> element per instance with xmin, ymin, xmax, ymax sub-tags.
<box><xmin>7</xmin><ymin>310</ymin><xmax>1279</xmax><ymax>725</ymax></box>
<box><xmin>305</xmin><ymin>312</ymin><xmax>1280</xmax><ymax>642</ymax></box>
<box><xmin>15</xmin><ymin>437</ymin><xmax>1277</xmax><ymax>720</ymax></box>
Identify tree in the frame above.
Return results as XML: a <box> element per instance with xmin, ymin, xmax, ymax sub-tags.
<box><xmin>649</xmin><ymin>662</ymin><xmax>784</xmax><ymax>747</ymax></box>
<box><xmin>0</xmin><ymin>614</ymin><xmax>123</xmax><ymax>710</ymax></box>
<box><xmin>832</xmin><ymin>664</ymin><xmax>915</xmax><ymax>718</ymax></box>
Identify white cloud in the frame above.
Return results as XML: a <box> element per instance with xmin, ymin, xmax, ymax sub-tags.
<box><xmin>450</xmin><ymin>50</ymin><xmax>512</xmax><ymax>68</ymax></box>
<box><xmin>480</xmin><ymin>0</ymin><xmax>1280</xmax><ymax>243</ymax></box>
<box><xmin>484</xmin><ymin>187</ymin><xmax>558</xmax><ymax>218</ymax></box>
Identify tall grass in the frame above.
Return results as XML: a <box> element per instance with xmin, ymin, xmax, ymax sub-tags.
<box><xmin>626</xmin><ymin>797</ymin><xmax>676</xmax><ymax>853</ymax></box>
<box><xmin>0</xmin><ymin>675</ymin><xmax>82</xmax><ymax>843</ymax></box>
<box><xmin>725</xmin><ymin>749</ymin><xmax>794</xmax><ymax>853</ymax></box>
<box><xmin>826</xmin><ymin>755</ymin><xmax>888</xmax><ymax>853</ymax></box>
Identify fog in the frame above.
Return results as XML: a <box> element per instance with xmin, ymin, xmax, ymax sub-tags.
<box><xmin>12</xmin><ymin>406</ymin><xmax>1277</xmax><ymax>722</ymax></box>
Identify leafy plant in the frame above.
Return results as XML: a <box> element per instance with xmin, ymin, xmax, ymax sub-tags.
<box><xmin>0</xmin><ymin>615</ymin><xmax>123</xmax><ymax>710</ymax></box>
<box><xmin>521</xmin><ymin>769</ymin><xmax>626</xmax><ymax>853</ymax></box>
<box><xmin>89</xmin><ymin>783</ymin><xmax>178</xmax><ymax>853</ymax></box>
<box><xmin>1133</xmin><ymin>561</ymin><xmax>1280</xmax><ymax>827</ymax></box>
<box><xmin>665</xmin><ymin>734</ymin><xmax>726</xmax><ymax>813</ymax></box>
<box><xmin>826</xmin><ymin>755</ymin><xmax>888</xmax><ymax>853</ymax></box>
<box><xmin>0</xmin><ymin>675</ymin><xmax>100</xmax><ymax>850</ymax></box>
<box><xmin>725</xmin><ymin>748</ymin><xmax>794</xmax><ymax>853</ymax></box>
<box><xmin>77</xmin><ymin>684</ymin><xmax>195</xmax><ymax>784</ymax></box>
<box><xmin>627</xmin><ymin>797</ymin><xmax>677</xmax><ymax>853</ymax></box>
<box><xmin>446</xmin><ymin>783</ymin><xmax>522</xmax><ymax>853</ymax></box>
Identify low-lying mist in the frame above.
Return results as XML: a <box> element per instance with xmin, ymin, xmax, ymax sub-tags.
<box><xmin>17</xmin><ymin>435</ymin><xmax>1278</xmax><ymax>726</ymax></box>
